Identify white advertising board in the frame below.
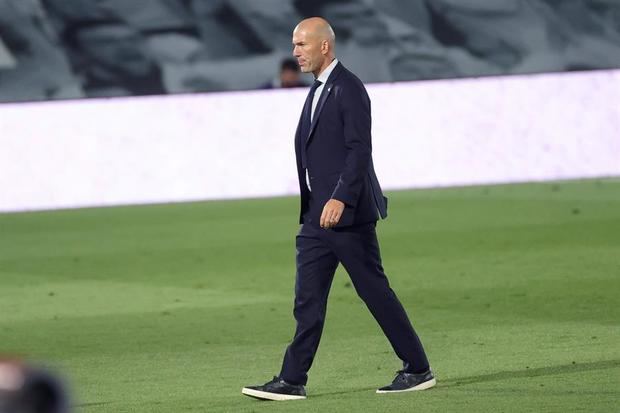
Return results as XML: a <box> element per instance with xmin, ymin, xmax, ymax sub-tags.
<box><xmin>1</xmin><ymin>70</ymin><xmax>619</xmax><ymax>212</ymax></box>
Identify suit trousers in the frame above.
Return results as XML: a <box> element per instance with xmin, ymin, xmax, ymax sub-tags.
<box><xmin>279</xmin><ymin>221</ymin><xmax>430</xmax><ymax>385</ymax></box>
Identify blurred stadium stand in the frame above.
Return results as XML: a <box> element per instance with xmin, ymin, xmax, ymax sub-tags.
<box><xmin>1</xmin><ymin>0</ymin><xmax>619</xmax><ymax>213</ymax></box>
<box><xmin>1</xmin><ymin>0</ymin><xmax>620</xmax><ymax>102</ymax></box>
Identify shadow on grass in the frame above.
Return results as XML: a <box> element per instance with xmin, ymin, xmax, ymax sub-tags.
<box><xmin>74</xmin><ymin>360</ymin><xmax>620</xmax><ymax>406</ymax></box>
<box><xmin>313</xmin><ymin>359</ymin><xmax>620</xmax><ymax>398</ymax></box>
<box><xmin>75</xmin><ymin>401</ymin><xmax>115</xmax><ymax>408</ymax></box>
<box><xmin>442</xmin><ymin>359</ymin><xmax>620</xmax><ymax>388</ymax></box>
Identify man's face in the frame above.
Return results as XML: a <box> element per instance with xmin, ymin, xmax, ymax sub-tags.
<box><xmin>76</xmin><ymin>25</ymin><xmax>154</xmax><ymax>77</ymax></box>
<box><xmin>292</xmin><ymin>28</ymin><xmax>324</xmax><ymax>74</ymax></box>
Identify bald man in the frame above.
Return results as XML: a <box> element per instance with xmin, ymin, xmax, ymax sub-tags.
<box><xmin>242</xmin><ymin>18</ymin><xmax>435</xmax><ymax>401</ymax></box>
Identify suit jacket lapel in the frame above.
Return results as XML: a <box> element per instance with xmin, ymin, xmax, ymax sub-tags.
<box><xmin>305</xmin><ymin>62</ymin><xmax>344</xmax><ymax>146</ymax></box>
<box><xmin>306</xmin><ymin>86</ymin><xmax>331</xmax><ymax>142</ymax></box>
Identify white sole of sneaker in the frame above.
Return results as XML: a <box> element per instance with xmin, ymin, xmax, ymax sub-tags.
<box><xmin>241</xmin><ymin>387</ymin><xmax>307</xmax><ymax>401</ymax></box>
<box><xmin>375</xmin><ymin>378</ymin><xmax>437</xmax><ymax>394</ymax></box>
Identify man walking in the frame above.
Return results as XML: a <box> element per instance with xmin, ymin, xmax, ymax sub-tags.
<box><xmin>242</xmin><ymin>17</ymin><xmax>435</xmax><ymax>401</ymax></box>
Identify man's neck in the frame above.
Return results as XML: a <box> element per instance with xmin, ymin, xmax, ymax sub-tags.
<box><xmin>313</xmin><ymin>57</ymin><xmax>336</xmax><ymax>79</ymax></box>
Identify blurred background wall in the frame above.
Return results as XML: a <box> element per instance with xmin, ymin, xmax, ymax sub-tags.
<box><xmin>0</xmin><ymin>0</ymin><xmax>619</xmax><ymax>212</ymax></box>
<box><xmin>1</xmin><ymin>0</ymin><xmax>620</xmax><ymax>101</ymax></box>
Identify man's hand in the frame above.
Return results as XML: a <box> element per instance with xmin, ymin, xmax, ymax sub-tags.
<box><xmin>320</xmin><ymin>199</ymin><xmax>345</xmax><ymax>229</ymax></box>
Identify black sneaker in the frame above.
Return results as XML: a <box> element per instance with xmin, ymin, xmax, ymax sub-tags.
<box><xmin>242</xmin><ymin>376</ymin><xmax>307</xmax><ymax>401</ymax></box>
<box><xmin>376</xmin><ymin>369</ymin><xmax>436</xmax><ymax>393</ymax></box>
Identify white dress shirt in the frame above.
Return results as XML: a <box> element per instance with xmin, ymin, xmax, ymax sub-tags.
<box><xmin>307</xmin><ymin>59</ymin><xmax>339</xmax><ymax>191</ymax></box>
<box><xmin>311</xmin><ymin>58</ymin><xmax>339</xmax><ymax>122</ymax></box>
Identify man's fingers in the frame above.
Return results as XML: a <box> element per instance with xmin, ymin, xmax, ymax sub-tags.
<box><xmin>327</xmin><ymin>209</ymin><xmax>341</xmax><ymax>228</ymax></box>
<box><xmin>330</xmin><ymin>210</ymin><xmax>339</xmax><ymax>224</ymax></box>
<box><xmin>321</xmin><ymin>207</ymin><xmax>333</xmax><ymax>228</ymax></box>
<box><xmin>322</xmin><ymin>207</ymin><xmax>333</xmax><ymax>228</ymax></box>
<box><xmin>321</xmin><ymin>200</ymin><xmax>345</xmax><ymax>229</ymax></box>
<box><xmin>333</xmin><ymin>210</ymin><xmax>341</xmax><ymax>224</ymax></box>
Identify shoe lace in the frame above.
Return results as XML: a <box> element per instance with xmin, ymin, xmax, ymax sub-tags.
<box><xmin>393</xmin><ymin>370</ymin><xmax>408</xmax><ymax>383</ymax></box>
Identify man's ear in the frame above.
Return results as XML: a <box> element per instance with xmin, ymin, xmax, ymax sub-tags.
<box><xmin>321</xmin><ymin>40</ymin><xmax>329</xmax><ymax>55</ymax></box>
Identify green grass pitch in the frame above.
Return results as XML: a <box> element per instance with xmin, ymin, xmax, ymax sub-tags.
<box><xmin>1</xmin><ymin>179</ymin><xmax>619</xmax><ymax>412</ymax></box>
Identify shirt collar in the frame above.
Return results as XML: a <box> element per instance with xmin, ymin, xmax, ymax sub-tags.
<box><xmin>316</xmin><ymin>58</ymin><xmax>339</xmax><ymax>84</ymax></box>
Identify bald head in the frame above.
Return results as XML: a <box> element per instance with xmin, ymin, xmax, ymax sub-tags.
<box><xmin>295</xmin><ymin>17</ymin><xmax>336</xmax><ymax>46</ymax></box>
<box><xmin>292</xmin><ymin>17</ymin><xmax>336</xmax><ymax>77</ymax></box>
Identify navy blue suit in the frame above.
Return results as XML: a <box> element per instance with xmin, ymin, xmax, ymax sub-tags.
<box><xmin>295</xmin><ymin>63</ymin><xmax>386</xmax><ymax>228</ymax></box>
<box><xmin>279</xmin><ymin>62</ymin><xmax>430</xmax><ymax>386</ymax></box>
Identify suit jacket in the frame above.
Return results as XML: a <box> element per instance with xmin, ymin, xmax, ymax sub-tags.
<box><xmin>294</xmin><ymin>62</ymin><xmax>388</xmax><ymax>228</ymax></box>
